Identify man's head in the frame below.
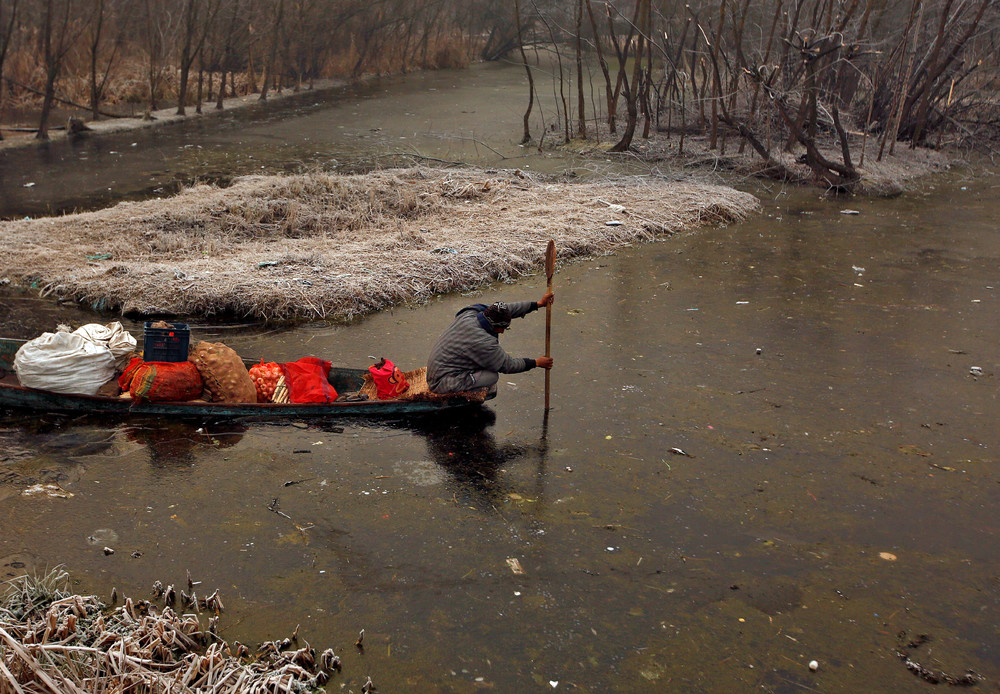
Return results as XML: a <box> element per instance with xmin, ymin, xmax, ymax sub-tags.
<box><xmin>483</xmin><ymin>302</ymin><xmax>512</xmax><ymax>332</ymax></box>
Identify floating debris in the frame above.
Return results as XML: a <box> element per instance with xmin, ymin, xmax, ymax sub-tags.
<box><xmin>320</xmin><ymin>647</ymin><xmax>342</xmax><ymax>672</ymax></box>
<box><xmin>21</xmin><ymin>484</ymin><xmax>74</xmax><ymax>499</ymax></box>
<box><xmin>506</xmin><ymin>558</ymin><xmax>527</xmax><ymax>575</ymax></box>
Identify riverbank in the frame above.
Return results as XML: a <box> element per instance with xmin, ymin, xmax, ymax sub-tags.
<box><xmin>563</xmin><ymin>127</ymin><xmax>952</xmax><ymax>197</ymax></box>
<box><xmin>0</xmin><ymin>78</ymin><xmax>344</xmax><ymax>153</ymax></box>
<box><xmin>0</xmin><ymin>167</ymin><xmax>758</xmax><ymax>321</ymax></box>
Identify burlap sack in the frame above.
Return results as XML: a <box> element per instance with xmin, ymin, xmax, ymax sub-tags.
<box><xmin>188</xmin><ymin>341</ymin><xmax>257</xmax><ymax>403</ymax></box>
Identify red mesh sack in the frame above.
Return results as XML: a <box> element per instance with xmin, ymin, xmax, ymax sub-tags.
<box><xmin>119</xmin><ymin>358</ymin><xmax>203</xmax><ymax>402</ymax></box>
<box><xmin>279</xmin><ymin>357</ymin><xmax>338</xmax><ymax>403</ymax></box>
<box><xmin>368</xmin><ymin>358</ymin><xmax>410</xmax><ymax>400</ymax></box>
<box><xmin>249</xmin><ymin>360</ymin><xmax>283</xmax><ymax>402</ymax></box>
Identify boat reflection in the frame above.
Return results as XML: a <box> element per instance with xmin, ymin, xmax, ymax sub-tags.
<box><xmin>121</xmin><ymin>419</ymin><xmax>247</xmax><ymax>468</ymax></box>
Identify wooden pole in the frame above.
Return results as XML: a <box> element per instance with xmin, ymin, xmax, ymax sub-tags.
<box><xmin>544</xmin><ymin>240</ymin><xmax>556</xmax><ymax>411</ymax></box>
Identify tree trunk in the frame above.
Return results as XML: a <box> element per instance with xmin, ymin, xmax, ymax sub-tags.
<box><xmin>0</xmin><ymin>0</ymin><xmax>20</xmax><ymax>141</ymax></box>
<box><xmin>575</xmin><ymin>0</ymin><xmax>586</xmax><ymax>140</ymax></box>
<box><xmin>514</xmin><ymin>0</ymin><xmax>534</xmax><ymax>144</ymax></box>
<box><xmin>259</xmin><ymin>0</ymin><xmax>285</xmax><ymax>102</ymax></box>
<box><xmin>196</xmin><ymin>50</ymin><xmax>204</xmax><ymax>114</ymax></box>
<box><xmin>36</xmin><ymin>0</ymin><xmax>73</xmax><ymax>140</ymax></box>
<box><xmin>585</xmin><ymin>0</ymin><xmax>614</xmax><ymax>133</ymax></box>
<box><xmin>610</xmin><ymin>0</ymin><xmax>647</xmax><ymax>152</ymax></box>
<box><xmin>708</xmin><ymin>1</ymin><xmax>725</xmax><ymax>150</ymax></box>
<box><xmin>216</xmin><ymin>70</ymin><xmax>226</xmax><ymax>110</ymax></box>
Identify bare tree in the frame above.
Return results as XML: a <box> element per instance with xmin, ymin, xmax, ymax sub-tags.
<box><xmin>210</xmin><ymin>0</ymin><xmax>244</xmax><ymax>109</ymax></box>
<box><xmin>258</xmin><ymin>0</ymin><xmax>284</xmax><ymax>100</ymax></box>
<box><xmin>479</xmin><ymin>0</ymin><xmax>519</xmax><ymax>61</ymax></box>
<box><xmin>85</xmin><ymin>0</ymin><xmax>130</xmax><ymax>120</ymax></box>
<box><xmin>608</xmin><ymin>0</ymin><xmax>648</xmax><ymax>152</ymax></box>
<box><xmin>141</xmin><ymin>0</ymin><xmax>176</xmax><ymax>112</ymax></box>
<box><xmin>514</xmin><ymin>0</ymin><xmax>535</xmax><ymax>143</ymax></box>
<box><xmin>177</xmin><ymin>0</ymin><xmax>221</xmax><ymax>115</ymax></box>
<box><xmin>585</xmin><ymin>0</ymin><xmax>615</xmax><ymax>133</ymax></box>
<box><xmin>0</xmin><ymin>0</ymin><xmax>18</xmax><ymax>141</ymax></box>
<box><xmin>36</xmin><ymin>0</ymin><xmax>83</xmax><ymax>139</ymax></box>
<box><xmin>574</xmin><ymin>0</ymin><xmax>586</xmax><ymax>139</ymax></box>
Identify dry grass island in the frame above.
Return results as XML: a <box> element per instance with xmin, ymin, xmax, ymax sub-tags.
<box><xmin>0</xmin><ymin>167</ymin><xmax>759</xmax><ymax>322</ymax></box>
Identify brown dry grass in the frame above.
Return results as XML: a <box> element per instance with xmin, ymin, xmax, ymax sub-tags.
<box><xmin>616</xmin><ymin>131</ymin><xmax>951</xmax><ymax>196</ymax></box>
<box><xmin>1</xmin><ymin>568</ymin><xmax>335</xmax><ymax>693</ymax></box>
<box><xmin>0</xmin><ymin>167</ymin><xmax>759</xmax><ymax>322</ymax></box>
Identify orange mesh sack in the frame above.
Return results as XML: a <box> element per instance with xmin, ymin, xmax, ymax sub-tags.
<box><xmin>249</xmin><ymin>360</ymin><xmax>283</xmax><ymax>402</ymax></box>
<box><xmin>119</xmin><ymin>357</ymin><xmax>203</xmax><ymax>402</ymax></box>
<box><xmin>188</xmin><ymin>341</ymin><xmax>257</xmax><ymax>403</ymax></box>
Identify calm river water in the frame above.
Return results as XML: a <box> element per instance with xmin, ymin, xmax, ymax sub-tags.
<box><xmin>2</xmin><ymin>61</ymin><xmax>1000</xmax><ymax>693</ymax></box>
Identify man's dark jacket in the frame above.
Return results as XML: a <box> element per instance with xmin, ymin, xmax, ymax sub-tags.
<box><xmin>427</xmin><ymin>301</ymin><xmax>539</xmax><ymax>393</ymax></box>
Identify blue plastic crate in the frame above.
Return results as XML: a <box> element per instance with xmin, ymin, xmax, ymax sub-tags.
<box><xmin>143</xmin><ymin>322</ymin><xmax>190</xmax><ymax>362</ymax></box>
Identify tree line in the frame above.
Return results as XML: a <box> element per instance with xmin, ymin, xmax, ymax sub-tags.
<box><xmin>513</xmin><ymin>0</ymin><xmax>1000</xmax><ymax>190</ymax></box>
<box><xmin>1</xmin><ymin>0</ymin><xmax>997</xmax><ymax>191</ymax></box>
<box><xmin>0</xmin><ymin>0</ymin><xmax>508</xmax><ymax>140</ymax></box>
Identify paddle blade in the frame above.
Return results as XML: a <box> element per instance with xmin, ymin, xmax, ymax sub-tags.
<box><xmin>545</xmin><ymin>240</ymin><xmax>556</xmax><ymax>281</ymax></box>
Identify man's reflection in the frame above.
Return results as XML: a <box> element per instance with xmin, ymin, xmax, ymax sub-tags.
<box><xmin>409</xmin><ymin>407</ymin><xmax>546</xmax><ymax>511</ymax></box>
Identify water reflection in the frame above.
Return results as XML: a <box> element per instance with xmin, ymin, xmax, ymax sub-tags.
<box><xmin>0</xmin><ymin>411</ymin><xmax>247</xmax><ymax>472</ymax></box>
<box><xmin>121</xmin><ymin>419</ymin><xmax>247</xmax><ymax>468</ymax></box>
<box><xmin>308</xmin><ymin>406</ymin><xmax>547</xmax><ymax>509</ymax></box>
<box><xmin>0</xmin><ymin>413</ymin><xmax>117</xmax><ymax>458</ymax></box>
<box><xmin>411</xmin><ymin>408</ymin><xmax>547</xmax><ymax>511</ymax></box>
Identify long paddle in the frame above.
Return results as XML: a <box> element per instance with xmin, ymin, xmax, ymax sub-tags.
<box><xmin>544</xmin><ymin>240</ymin><xmax>556</xmax><ymax>411</ymax></box>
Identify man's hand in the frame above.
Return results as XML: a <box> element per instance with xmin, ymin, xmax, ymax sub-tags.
<box><xmin>537</xmin><ymin>291</ymin><xmax>554</xmax><ymax>308</ymax></box>
<box><xmin>536</xmin><ymin>356</ymin><xmax>554</xmax><ymax>369</ymax></box>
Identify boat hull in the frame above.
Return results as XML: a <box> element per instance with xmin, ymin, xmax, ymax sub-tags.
<box><xmin>0</xmin><ymin>338</ymin><xmax>491</xmax><ymax>418</ymax></box>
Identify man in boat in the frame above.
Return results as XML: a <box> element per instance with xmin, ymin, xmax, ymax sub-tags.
<box><xmin>427</xmin><ymin>292</ymin><xmax>554</xmax><ymax>394</ymax></box>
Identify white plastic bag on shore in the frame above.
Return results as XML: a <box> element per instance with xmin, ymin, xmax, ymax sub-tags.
<box><xmin>73</xmin><ymin>322</ymin><xmax>137</xmax><ymax>367</ymax></box>
<box><xmin>13</xmin><ymin>331</ymin><xmax>116</xmax><ymax>395</ymax></box>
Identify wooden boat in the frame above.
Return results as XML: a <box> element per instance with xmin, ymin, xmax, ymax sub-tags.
<box><xmin>0</xmin><ymin>338</ymin><xmax>493</xmax><ymax>417</ymax></box>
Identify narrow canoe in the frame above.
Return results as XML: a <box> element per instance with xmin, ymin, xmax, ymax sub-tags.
<box><xmin>0</xmin><ymin>338</ymin><xmax>492</xmax><ymax>418</ymax></box>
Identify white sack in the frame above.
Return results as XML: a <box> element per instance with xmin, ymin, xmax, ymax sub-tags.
<box><xmin>73</xmin><ymin>322</ymin><xmax>137</xmax><ymax>367</ymax></box>
<box><xmin>14</xmin><ymin>331</ymin><xmax>116</xmax><ymax>395</ymax></box>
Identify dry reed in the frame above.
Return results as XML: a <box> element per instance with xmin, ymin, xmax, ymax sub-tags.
<box><xmin>0</xmin><ymin>568</ymin><xmax>335</xmax><ymax>693</ymax></box>
<box><xmin>0</xmin><ymin>167</ymin><xmax>760</xmax><ymax>321</ymax></box>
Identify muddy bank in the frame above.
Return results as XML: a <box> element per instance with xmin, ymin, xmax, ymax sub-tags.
<box><xmin>566</xmin><ymin>127</ymin><xmax>953</xmax><ymax>197</ymax></box>
<box><xmin>0</xmin><ymin>79</ymin><xmax>345</xmax><ymax>154</ymax></box>
<box><xmin>0</xmin><ymin>166</ymin><xmax>758</xmax><ymax>321</ymax></box>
